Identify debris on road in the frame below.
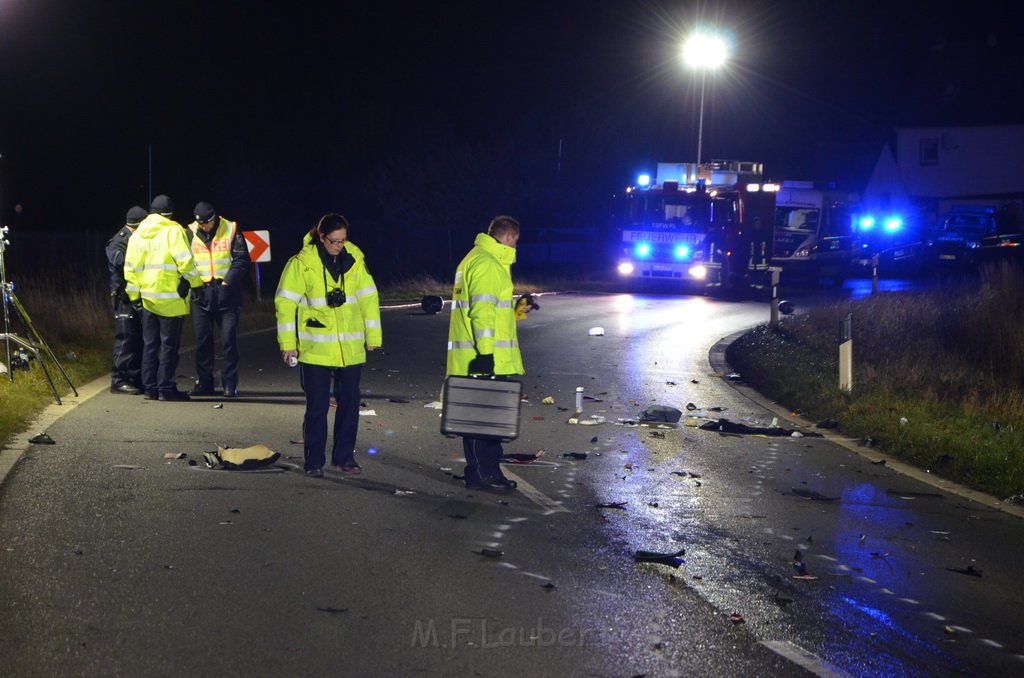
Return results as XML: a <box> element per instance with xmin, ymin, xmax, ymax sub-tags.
<box><xmin>946</xmin><ymin>564</ymin><xmax>983</xmax><ymax>577</ymax></box>
<box><xmin>639</xmin><ymin>405</ymin><xmax>682</xmax><ymax>423</ymax></box>
<box><xmin>479</xmin><ymin>548</ymin><xmax>503</xmax><ymax>558</ymax></box>
<box><xmin>793</xmin><ymin>549</ymin><xmax>807</xmax><ymax>576</ymax></box>
<box><xmin>316</xmin><ymin>606</ymin><xmax>349</xmax><ymax>614</ymax></box>
<box><xmin>562</xmin><ymin>452</ymin><xmax>588</xmax><ymax>460</ymax></box>
<box><xmin>790</xmin><ymin>488</ymin><xmax>838</xmax><ymax>501</ymax></box>
<box><xmin>542</xmin><ymin>396</ymin><xmax>555</xmax><ymax>404</ymax></box>
<box><xmin>394</xmin><ymin>489</ymin><xmax>416</xmax><ymax>496</ymax></box>
<box><xmin>542</xmin><ymin>582</ymin><xmax>557</xmax><ymax>591</ymax></box>
<box><xmin>634</xmin><ymin>548</ymin><xmax>686</xmax><ymax>568</ymax></box>
<box><xmin>29</xmin><ymin>433</ymin><xmax>55</xmax><ymax>445</ymax></box>
<box><xmin>112</xmin><ymin>464</ymin><xmax>144</xmax><ymax>471</ymax></box>
<box><xmin>588</xmin><ymin>327</ymin><xmax>605</xmax><ymax>336</ymax></box>
<box><xmin>699</xmin><ymin>419</ymin><xmax>822</xmax><ymax>437</ymax></box>
<box><xmin>728</xmin><ymin>612</ymin><xmax>745</xmax><ymax>624</ymax></box>
<box><xmin>206</xmin><ymin>444</ymin><xmax>281</xmax><ymax>470</ymax></box>
<box><xmin>423</xmin><ymin>401</ymin><xmax>443</xmax><ymax>409</ymax></box>
<box><xmin>163</xmin><ymin>452</ymin><xmax>187</xmax><ymax>460</ymax></box>
<box><xmin>596</xmin><ymin>501</ymin><xmax>627</xmax><ymax>510</ymax></box>
<box><xmin>502</xmin><ymin>452</ymin><xmax>543</xmax><ymax>463</ymax></box>
<box><xmin>816</xmin><ymin>418</ymin><xmax>839</xmax><ymax>429</ymax></box>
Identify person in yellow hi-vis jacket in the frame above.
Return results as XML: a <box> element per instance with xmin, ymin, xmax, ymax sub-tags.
<box><xmin>124</xmin><ymin>194</ymin><xmax>203</xmax><ymax>401</ymax></box>
<box><xmin>275</xmin><ymin>214</ymin><xmax>382</xmax><ymax>478</ymax></box>
<box><xmin>446</xmin><ymin>215</ymin><xmax>524</xmax><ymax>491</ymax></box>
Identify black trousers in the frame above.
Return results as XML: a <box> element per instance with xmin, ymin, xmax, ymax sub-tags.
<box><xmin>140</xmin><ymin>310</ymin><xmax>184</xmax><ymax>395</ymax></box>
<box><xmin>462</xmin><ymin>437</ymin><xmax>505</xmax><ymax>485</ymax></box>
<box><xmin>191</xmin><ymin>303</ymin><xmax>241</xmax><ymax>390</ymax></box>
<box><xmin>299</xmin><ymin>362</ymin><xmax>362</xmax><ymax>472</ymax></box>
<box><xmin>111</xmin><ymin>298</ymin><xmax>143</xmax><ymax>388</ymax></box>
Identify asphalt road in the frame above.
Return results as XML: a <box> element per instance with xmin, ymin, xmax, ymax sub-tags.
<box><xmin>1</xmin><ymin>291</ymin><xmax>1023</xmax><ymax>677</ymax></box>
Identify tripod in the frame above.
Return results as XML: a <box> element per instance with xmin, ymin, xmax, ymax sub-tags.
<box><xmin>0</xmin><ymin>225</ymin><xmax>78</xmax><ymax>404</ymax></box>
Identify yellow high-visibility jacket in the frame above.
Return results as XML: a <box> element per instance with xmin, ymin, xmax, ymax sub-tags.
<box><xmin>274</xmin><ymin>234</ymin><xmax>382</xmax><ymax>367</ymax></box>
<box><xmin>446</xmin><ymin>233</ymin><xmax>524</xmax><ymax>377</ymax></box>
<box><xmin>124</xmin><ymin>214</ymin><xmax>202</xmax><ymax>317</ymax></box>
<box><xmin>188</xmin><ymin>216</ymin><xmax>240</xmax><ymax>282</ymax></box>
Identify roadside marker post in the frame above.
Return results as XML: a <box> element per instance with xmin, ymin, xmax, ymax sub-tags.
<box><xmin>839</xmin><ymin>312</ymin><xmax>853</xmax><ymax>392</ymax></box>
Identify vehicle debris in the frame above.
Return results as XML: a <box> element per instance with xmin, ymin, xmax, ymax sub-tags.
<box><xmin>633</xmin><ymin>548</ymin><xmax>686</xmax><ymax>568</ymax></box>
<box><xmin>479</xmin><ymin>548</ymin><xmax>503</xmax><ymax>558</ymax></box>
<box><xmin>699</xmin><ymin>419</ymin><xmax>822</xmax><ymax>437</ymax></box>
<box><xmin>946</xmin><ymin>564</ymin><xmax>983</xmax><ymax>577</ymax></box>
<box><xmin>596</xmin><ymin>501</ymin><xmax>627</xmax><ymax>510</ymax></box>
<box><xmin>562</xmin><ymin>452</ymin><xmax>588</xmax><ymax>460</ymax></box>
<box><xmin>790</xmin><ymin>488</ymin><xmax>838</xmax><ymax>501</ymax></box>
<box><xmin>29</xmin><ymin>433</ymin><xmax>55</xmax><ymax>445</ymax></box>
<box><xmin>639</xmin><ymin>406</ymin><xmax>682</xmax><ymax>423</ymax></box>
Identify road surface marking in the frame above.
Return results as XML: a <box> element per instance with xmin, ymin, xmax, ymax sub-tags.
<box><xmin>760</xmin><ymin>641</ymin><xmax>850</xmax><ymax>677</ymax></box>
<box><xmin>502</xmin><ymin>470</ymin><xmax>568</xmax><ymax>513</ymax></box>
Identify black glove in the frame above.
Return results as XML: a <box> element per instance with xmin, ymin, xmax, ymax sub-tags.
<box><xmin>177</xmin><ymin>278</ymin><xmax>191</xmax><ymax>299</ymax></box>
<box><xmin>190</xmin><ymin>286</ymin><xmax>206</xmax><ymax>305</ymax></box>
<box><xmin>467</xmin><ymin>353</ymin><xmax>494</xmax><ymax>376</ymax></box>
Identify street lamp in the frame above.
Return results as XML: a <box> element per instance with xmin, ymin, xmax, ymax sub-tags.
<box><xmin>682</xmin><ymin>32</ymin><xmax>728</xmax><ymax>168</ymax></box>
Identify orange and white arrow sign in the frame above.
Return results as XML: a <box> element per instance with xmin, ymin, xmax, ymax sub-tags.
<box><xmin>243</xmin><ymin>230</ymin><xmax>271</xmax><ymax>263</ymax></box>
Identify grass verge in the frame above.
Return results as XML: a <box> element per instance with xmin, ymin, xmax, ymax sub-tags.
<box><xmin>726</xmin><ymin>262</ymin><xmax>1024</xmax><ymax>501</ymax></box>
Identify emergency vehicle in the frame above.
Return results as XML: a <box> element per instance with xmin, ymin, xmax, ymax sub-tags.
<box><xmin>771</xmin><ymin>181</ymin><xmax>857</xmax><ymax>281</ymax></box>
<box><xmin>615</xmin><ymin>160</ymin><xmax>777</xmax><ymax>290</ymax></box>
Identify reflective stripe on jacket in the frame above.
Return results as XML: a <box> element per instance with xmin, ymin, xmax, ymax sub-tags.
<box><xmin>274</xmin><ymin>234</ymin><xmax>382</xmax><ymax>367</ymax></box>
<box><xmin>446</xmin><ymin>232</ymin><xmax>524</xmax><ymax>377</ymax></box>
<box><xmin>124</xmin><ymin>214</ymin><xmax>202</xmax><ymax>317</ymax></box>
<box><xmin>188</xmin><ymin>217</ymin><xmax>238</xmax><ymax>282</ymax></box>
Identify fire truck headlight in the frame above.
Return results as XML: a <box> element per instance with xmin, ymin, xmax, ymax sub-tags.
<box><xmin>673</xmin><ymin>245</ymin><xmax>690</xmax><ymax>260</ymax></box>
<box><xmin>617</xmin><ymin>262</ymin><xmax>635</xmax><ymax>275</ymax></box>
<box><xmin>688</xmin><ymin>265</ymin><xmax>707</xmax><ymax>280</ymax></box>
<box><xmin>634</xmin><ymin>242</ymin><xmax>652</xmax><ymax>258</ymax></box>
<box><xmin>884</xmin><ymin>217</ymin><xmax>903</xmax><ymax>232</ymax></box>
<box><xmin>795</xmin><ymin>246</ymin><xmax>811</xmax><ymax>257</ymax></box>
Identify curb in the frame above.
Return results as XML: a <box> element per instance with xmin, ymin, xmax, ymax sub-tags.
<box><xmin>709</xmin><ymin>330</ymin><xmax>1024</xmax><ymax>521</ymax></box>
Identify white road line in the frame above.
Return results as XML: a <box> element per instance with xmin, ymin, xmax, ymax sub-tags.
<box><xmin>503</xmin><ymin>469</ymin><xmax>569</xmax><ymax>513</ymax></box>
<box><xmin>760</xmin><ymin>641</ymin><xmax>851</xmax><ymax>678</ymax></box>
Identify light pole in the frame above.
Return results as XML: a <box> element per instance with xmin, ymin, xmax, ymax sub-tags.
<box><xmin>682</xmin><ymin>32</ymin><xmax>727</xmax><ymax>167</ymax></box>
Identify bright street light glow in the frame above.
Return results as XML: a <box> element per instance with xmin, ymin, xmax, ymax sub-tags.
<box><xmin>682</xmin><ymin>33</ymin><xmax>727</xmax><ymax>69</ymax></box>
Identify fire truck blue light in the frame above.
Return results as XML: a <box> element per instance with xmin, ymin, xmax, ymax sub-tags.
<box><xmin>637</xmin><ymin>174</ymin><xmax>651</xmax><ymax>187</ymax></box>
<box><xmin>673</xmin><ymin>245</ymin><xmax>690</xmax><ymax>259</ymax></box>
<box><xmin>858</xmin><ymin>216</ymin><xmax>876</xmax><ymax>230</ymax></box>
<box><xmin>635</xmin><ymin>243</ymin><xmax>652</xmax><ymax>257</ymax></box>
<box><xmin>884</xmin><ymin>217</ymin><xmax>903</xmax><ymax>232</ymax></box>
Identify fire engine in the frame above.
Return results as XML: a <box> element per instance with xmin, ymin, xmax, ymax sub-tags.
<box><xmin>615</xmin><ymin>160</ymin><xmax>777</xmax><ymax>290</ymax></box>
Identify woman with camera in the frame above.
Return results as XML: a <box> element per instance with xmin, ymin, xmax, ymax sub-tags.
<box><xmin>275</xmin><ymin>213</ymin><xmax>382</xmax><ymax>478</ymax></box>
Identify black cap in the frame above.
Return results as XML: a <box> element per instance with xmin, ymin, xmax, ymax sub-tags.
<box><xmin>194</xmin><ymin>201</ymin><xmax>216</xmax><ymax>224</ymax></box>
<box><xmin>150</xmin><ymin>194</ymin><xmax>174</xmax><ymax>216</ymax></box>
<box><xmin>126</xmin><ymin>206</ymin><xmax>147</xmax><ymax>226</ymax></box>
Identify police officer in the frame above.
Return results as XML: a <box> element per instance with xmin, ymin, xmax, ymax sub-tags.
<box><xmin>106</xmin><ymin>205</ymin><xmax>148</xmax><ymax>394</ymax></box>
<box><xmin>446</xmin><ymin>216</ymin><xmax>525</xmax><ymax>491</ymax></box>
<box><xmin>124</xmin><ymin>194</ymin><xmax>203</xmax><ymax>401</ymax></box>
<box><xmin>186</xmin><ymin>201</ymin><xmax>250</xmax><ymax>397</ymax></box>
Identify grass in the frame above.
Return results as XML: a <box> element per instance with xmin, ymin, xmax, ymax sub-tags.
<box><xmin>726</xmin><ymin>261</ymin><xmax>1024</xmax><ymax>501</ymax></box>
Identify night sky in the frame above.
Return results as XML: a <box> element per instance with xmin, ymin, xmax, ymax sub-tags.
<box><xmin>2</xmin><ymin>1</ymin><xmax>1022</xmax><ymax>253</ymax></box>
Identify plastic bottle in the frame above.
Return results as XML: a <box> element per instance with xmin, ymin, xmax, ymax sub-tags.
<box><xmin>575</xmin><ymin>386</ymin><xmax>584</xmax><ymax>413</ymax></box>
